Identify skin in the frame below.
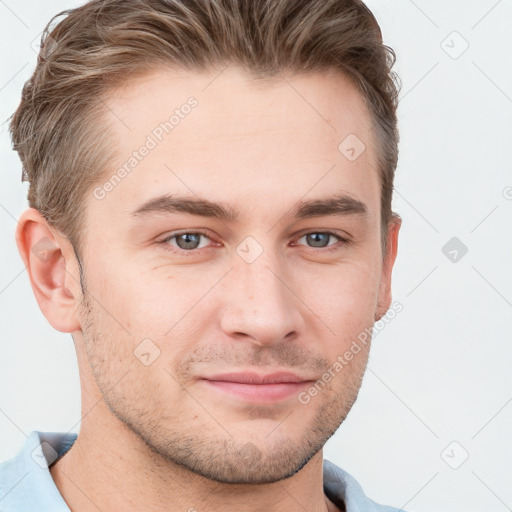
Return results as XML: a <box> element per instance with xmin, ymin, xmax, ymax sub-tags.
<box><xmin>16</xmin><ymin>65</ymin><xmax>400</xmax><ymax>512</ymax></box>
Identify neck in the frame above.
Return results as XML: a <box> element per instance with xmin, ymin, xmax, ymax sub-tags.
<box><xmin>50</xmin><ymin>404</ymin><xmax>340</xmax><ymax>512</ymax></box>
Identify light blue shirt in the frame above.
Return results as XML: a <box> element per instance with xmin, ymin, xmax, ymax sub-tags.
<box><xmin>0</xmin><ymin>431</ymin><xmax>405</xmax><ymax>511</ymax></box>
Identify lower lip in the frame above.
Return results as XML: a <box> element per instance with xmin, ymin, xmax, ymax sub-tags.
<box><xmin>201</xmin><ymin>380</ymin><xmax>311</xmax><ymax>402</ymax></box>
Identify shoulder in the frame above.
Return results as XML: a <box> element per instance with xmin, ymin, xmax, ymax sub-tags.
<box><xmin>0</xmin><ymin>431</ymin><xmax>77</xmax><ymax>512</ymax></box>
<box><xmin>323</xmin><ymin>459</ymin><xmax>407</xmax><ymax>512</ymax></box>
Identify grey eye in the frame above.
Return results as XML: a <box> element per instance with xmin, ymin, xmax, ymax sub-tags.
<box><xmin>306</xmin><ymin>233</ymin><xmax>330</xmax><ymax>247</ymax></box>
<box><xmin>299</xmin><ymin>232</ymin><xmax>338</xmax><ymax>248</ymax></box>
<box><xmin>173</xmin><ymin>233</ymin><xmax>204</xmax><ymax>250</ymax></box>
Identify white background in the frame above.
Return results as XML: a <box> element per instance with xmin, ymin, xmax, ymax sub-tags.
<box><xmin>1</xmin><ymin>1</ymin><xmax>511</xmax><ymax>511</ymax></box>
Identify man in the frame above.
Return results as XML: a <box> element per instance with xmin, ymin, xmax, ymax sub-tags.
<box><xmin>0</xmin><ymin>0</ymin><xmax>404</xmax><ymax>510</ymax></box>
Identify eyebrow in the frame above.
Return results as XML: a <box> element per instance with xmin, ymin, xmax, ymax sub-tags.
<box><xmin>130</xmin><ymin>193</ymin><xmax>368</xmax><ymax>222</ymax></box>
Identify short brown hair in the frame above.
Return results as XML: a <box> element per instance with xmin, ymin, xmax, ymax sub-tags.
<box><xmin>10</xmin><ymin>0</ymin><xmax>401</xmax><ymax>260</ymax></box>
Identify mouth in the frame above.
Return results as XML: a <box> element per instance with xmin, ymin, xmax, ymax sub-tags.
<box><xmin>199</xmin><ymin>372</ymin><xmax>314</xmax><ymax>403</ymax></box>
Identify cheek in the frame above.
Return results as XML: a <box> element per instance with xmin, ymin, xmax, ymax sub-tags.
<box><xmin>89</xmin><ymin>254</ymin><xmax>174</xmax><ymax>332</ymax></box>
<box><xmin>88</xmin><ymin>237</ymin><xmax>381</xmax><ymax>350</ymax></box>
<box><xmin>88</xmin><ymin>259</ymin><xmax>214</xmax><ymax>370</ymax></box>
<box><xmin>299</xmin><ymin>259</ymin><xmax>381</xmax><ymax>331</ymax></box>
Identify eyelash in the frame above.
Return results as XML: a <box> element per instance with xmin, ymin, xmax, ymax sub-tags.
<box><xmin>158</xmin><ymin>230</ymin><xmax>351</xmax><ymax>255</ymax></box>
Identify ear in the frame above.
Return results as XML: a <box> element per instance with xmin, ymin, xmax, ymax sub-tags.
<box><xmin>15</xmin><ymin>207</ymin><xmax>83</xmax><ymax>333</ymax></box>
<box><xmin>375</xmin><ymin>215</ymin><xmax>401</xmax><ymax>322</ymax></box>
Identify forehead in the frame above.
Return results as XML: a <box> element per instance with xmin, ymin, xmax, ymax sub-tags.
<box><xmin>92</xmin><ymin>65</ymin><xmax>379</xmax><ymax>221</ymax></box>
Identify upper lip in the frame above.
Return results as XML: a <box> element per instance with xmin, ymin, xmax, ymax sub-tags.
<box><xmin>201</xmin><ymin>372</ymin><xmax>313</xmax><ymax>384</ymax></box>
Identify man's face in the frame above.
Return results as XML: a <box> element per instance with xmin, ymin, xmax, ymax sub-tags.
<box><xmin>75</xmin><ymin>66</ymin><xmax>395</xmax><ymax>484</ymax></box>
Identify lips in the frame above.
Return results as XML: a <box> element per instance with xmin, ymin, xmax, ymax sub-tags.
<box><xmin>202</xmin><ymin>372</ymin><xmax>310</xmax><ymax>385</ymax></box>
<box><xmin>200</xmin><ymin>372</ymin><xmax>314</xmax><ymax>402</ymax></box>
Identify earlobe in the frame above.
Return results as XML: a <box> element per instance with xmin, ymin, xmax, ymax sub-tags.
<box><xmin>374</xmin><ymin>215</ymin><xmax>401</xmax><ymax>322</ymax></box>
<box><xmin>15</xmin><ymin>207</ymin><xmax>82</xmax><ymax>333</ymax></box>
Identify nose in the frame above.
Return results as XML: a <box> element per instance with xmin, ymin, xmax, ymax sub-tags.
<box><xmin>219</xmin><ymin>252</ymin><xmax>304</xmax><ymax>347</ymax></box>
